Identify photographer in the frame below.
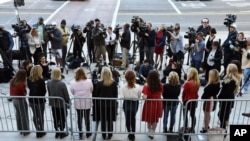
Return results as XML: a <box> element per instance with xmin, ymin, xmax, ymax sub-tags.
<box><xmin>15</xmin><ymin>20</ymin><xmax>32</xmax><ymax>62</ymax></box>
<box><xmin>191</xmin><ymin>32</ymin><xmax>205</xmax><ymax>72</ymax></box>
<box><xmin>49</xmin><ymin>22</ymin><xmax>63</xmax><ymax>70</ymax></box>
<box><xmin>92</xmin><ymin>22</ymin><xmax>107</xmax><ymax>67</ymax></box>
<box><xmin>59</xmin><ymin>19</ymin><xmax>70</xmax><ymax>67</ymax></box>
<box><xmin>143</xmin><ymin>22</ymin><xmax>156</xmax><ymax>65</ymax></box>
<box><xmin>0</xmin><ymin>25</ymin><xmax>14</xmax><ymax>69</ymax></box>
<box><xmin>197</xmin><ymin>18</ymin><xmax>212</xmax><ymax>37</ymax></box>
<box><xmin>241</xmin><ymin>37</ymin><xmax>250</xmax><ymax>94</ymax></box>
<box><xmin>222</xmin><ymin>23</ymin><xmax>238</xmax><ymax>76</ymax></box>
<box><xmin>168</xmin><ymin>23</ymin><xmax>184</xmax><ymax>64</ymax></box>
<box><xmin>71</xmin><ymin>25</ymin><xmax>86</xmax><ymax>59</ymax></box>
<box><xmin>120</xmin><ymin>23</ymin><xmax>131</xmax><ymax>70</ymax></box>
<box><xmin>233</xmin><ymin>32</ymin><xmax>245</xmax><ymax>61</ymax></box>
<box><xmin>105</xmin><ymin>26</ymin><xmax>116</xmax><ymax>64</ymax></box>
<box><xmin>83</xmin><ymin>20</ymin><xmax>95</xmax><ymax>63</ymax></box>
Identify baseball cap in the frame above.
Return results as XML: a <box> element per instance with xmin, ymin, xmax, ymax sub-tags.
<box><xmin>51</xmin><ymin>22</ymin><xmax>57</xmax><ymax>26</ymax></box>
<box><xmin>230</xmin><ymin>23</ymin><xmax>237</xmax><ymax>29</ymax></box>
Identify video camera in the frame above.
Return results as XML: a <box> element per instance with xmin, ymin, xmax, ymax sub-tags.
<box><xmin>223</xmin><ymin>14</ymin><xmax>237</xmax><ymax>27</ymax></box>
<box><xmin>235</xmin><ymin>38</ymin><xmax>247</xmax><ymax>49</ymax></box>
<box><xmin>44</xmin><ymin>24</ymin><xmax>55</xmax><ymax>34</ymax></box>
<box><xmin>71</xmin><ymin>24</ymin><xmax>81</xmax><ymax>34</ymax></box>
<box><xmin>11</xmin><ymin>23</ymin><xmax>28</xmax><ymax>34</ymax></box>
<box><xmin>163</xmin><ymin>25</ymin><xmax>174</xmax><ymax>43</ymax></box>
<box><xmin>131</xmin><ymin>16</ymin><xmax>139</xmax><ymax>33</ymax></box>
<box><xmin>113</xmin><ymin>24</ymin><xmax>122</xmax><ymax>40</ymax></box>
<box><xmin>184</xmin><ymin>26</ymin><xmax>197</xmax><ymax>45</ymax></box>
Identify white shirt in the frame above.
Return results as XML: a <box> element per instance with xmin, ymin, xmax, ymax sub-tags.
<box><xmin>105</xmin><ymin>32</ymin><xmax>116</xmax><ymax>45</ymax></box>
<box><xmin>121</xmin><ymin>83</ymin><xmax>142</xmax><ymax>100</ymax></box>
<box><xmin>207</xmin><ymin>49</ymin><xmax>216</xmax><ymax>66</ymax></box>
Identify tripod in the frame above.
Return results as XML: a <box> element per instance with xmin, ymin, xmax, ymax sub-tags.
<box><xmin>67</xmin><ymin>31</ymin><xmax>91</xmax><ymax>72</ymax></box>
<box><xmin>130</xmin><ymin>32</ymin><xmax>139</xmax><ymax>68</ymax></box>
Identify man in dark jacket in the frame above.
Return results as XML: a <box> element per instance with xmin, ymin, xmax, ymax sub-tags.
<box><xmin>222</xmin><ymin>23</ymin><xmax>238</xmax><ymax>75</ymax></box>
<box><xmin>92</xmin><ymin>22</ymin><xmax>107</xmax><ymax>67</ymax></box>
<box><xmin>120</xmin><ymin>23</ymin><xmax>131</xmax><ymax>70</ymax></box>
<box><xmin>71</xmin><ymin>25</ymin><xmax>85</xmax><ymax>59</ymax></box>
<box><xmin>49</xmin><ymin>22</ymin><xmax>63</xmax><ymax>69</ymax></box>
<box><xmin>0</xmin><ymin>25</ymin><xmax>14</xmax><ymax>69</ymax></box>
<box><xmin>83</xmin><ymin>20</ymin><xmax>95</xmax><ymax>63</ymax></box>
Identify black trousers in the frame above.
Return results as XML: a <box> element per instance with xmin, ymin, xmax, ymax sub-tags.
<box><xmin>101</xmin><ymin>117</ymin><xmax>113</xmax><ymax>138</ymax></box>
<box><xmin>123</xmin><ymin>100</ymin><xmax>139</xmax><ymax>133</ymax></box>
<box><xmin>87</xmin><ymin>40</ymin><xmax>95</xmax><ymax>62</ymax></box>
<box><xmin>106</xmin><ymin>45</ymin><xmax>115</xmax><ymax>63</ymax></box>
<box><xmin>62</xmin><ymin>45</ymin><xmax>67</xmax><ymax>67</ymax></box>
<box><xmin>76</xmin><ymin>109</ymin><xmax>90</xmax><ymax>132</ymax></box>
<box><xmin>183</xmin><ymin>101</ymin><xmax>197</xmax><ymax>130</ymax></box>
<box><xmin>30</xmin><ymin>103</ymin><xmax>45</xmax><ymax>131</ymax></box>
<box><xmin>73</xmin><ymin>45</ymin><xmax>83</xmax><ymax>59</ymax></box>
<box><xmin>51</xmin><ymin>107</ymin><xmax>67</xmax><ymax>131</ymax></box>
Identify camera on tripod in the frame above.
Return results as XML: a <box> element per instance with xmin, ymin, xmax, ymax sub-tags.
<box><xmin>163</xmin><ymin>25</ymin><xmax>174</xmax><ymax>43</ymax></box>
<box><xmin>223</xmin><ymin>14</ymin><xmax>237</xmax><ymax>27</ymax></box>
<box><xmin>44</xmin><ymin>24</ymin><xmax>55</xmax><ymax>34</ymax></box>
<box><xmin>71</xmin><ymin>24</ymin><xmax>81</xmax><ymax>34</ymax></box>
<box><xmin>184</xmin><ymin>27</ymin><xmax>197</xmax><ymax>45</ymax></box>
<box><xmin>131</xmin><ymin>16</ymin><xmax>140</xmax><ymax>33</ymax></box>
<box><xmin>113</xmin><ymin>24</ymin><xmax>122</xmax><ymax>39</ymax></box>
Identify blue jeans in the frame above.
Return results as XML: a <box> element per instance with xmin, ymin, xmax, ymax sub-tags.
<box><xmin>163</xmin><ymin>105</ymin><xmax>178</xmax><ymax>130</ymax></box>
<box><xmin>243</xmin><ymin>68</ymin><xmax>250</xmax><ymax>92</ymax></box>
<box><xmin>191</xmin><ymin>60</ymin><xmax>201</xmax><ymax>72</ymax></box>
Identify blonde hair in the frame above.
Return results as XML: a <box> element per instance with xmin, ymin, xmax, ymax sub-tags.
<box><xmin>225</xmin><ymin>63</ymin><xmax>240</xmax><ymax>93</ymax></box>
<box><xmin>51</xmin><ymin>68</ymin><xmax>61</xmax><ymax>81</ymax></box>
<box><xmin>187</xmin><ymin>67</ymin><xmax>200</xmax><ymax>89</ymax></box>
<box><xmin>100</xmin><ymin>67</ymin><xmax>113</xmax><ymax>86</ymax></box>
<box><xmin>168</xmin><ymin>71</ymin><xmax>180</xmax><ymax>86</ymax></box>
<box><xmin>30</xmin><ymin>28</ymin><xmax>39</xmax><ymax>37</ymax></box>
<box><xmin>29</xmin><ymin>65</ymin><xmax>43</xmax><ymax>82</ymax></box>
<box><xmin>74</xmin><ymin>67</ymin><xmax>87</xmax><ymax>81</ymax></box>
<box><xmin>206</xmin><ymin>69</ymin><xmax>220</xmax><ymax>86</ymax></box>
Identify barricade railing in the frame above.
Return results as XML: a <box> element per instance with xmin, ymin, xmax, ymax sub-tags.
<box><xmin>69</xmin><ymin>97</ymin><xmax>183</xmax><ymax>140</ymax></box>
<box><xmin>182</xmin><ymin>99</ymin><xmax>250</xmax><ymax>140</ymax></box>
<box><xmin>2</xmin><ymin>95</ymin><xmax>250</xmax><ymax>141</ymax></box>
<box><xmin>0</xmin><ymin>96</ymin><xmax>69</xmax><ymax>135</ymax></box>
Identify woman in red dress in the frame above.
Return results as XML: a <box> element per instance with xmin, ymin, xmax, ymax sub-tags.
<box><xmin>154</xmin><ymin>24</ymin><xmax>167</xmax><ymax>70</ymax></box>
<box><xmin>141</xmin><ymin>70</ymin><xmax>163</xmax><ymax>139</ymax></box>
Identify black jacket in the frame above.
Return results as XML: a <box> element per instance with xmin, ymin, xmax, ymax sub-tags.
<box><xmin>120</xmin><ymin>29</ymin><xmax>131</xmax><ymax>49</ymax></box>
<box><xmin>27</xmin><ymin>78</ymin><xmax>46</xmax><ymax>104</ymax></box>
<box><xmin>162</xmin><ymin>84</ymin><xmax>181</xmax><ymax>106</ymax></box>
<box><xmin>201</xmin><ymin>83</ymin><xmax>220</xmax><ymax>111</ymax></box>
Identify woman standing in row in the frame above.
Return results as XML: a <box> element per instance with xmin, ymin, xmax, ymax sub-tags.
<box><xmin>200</xmin><ymin>69</ymin><xmax>220</xmax><ymax>133</ymax></box>
<box><xmin>70</xmin><ymin>67</ymin><xmax>93</xmax><ymax>139</ymax></box>
<box><xmin>121</xmin><ymin>70</ymin><xmax>141</xmax><ymax>141</ymax></box>
<box><xmin>27</xmin><ymin>65</ymin><xmax>47</xmax><ymax>138</ymax></box>
<box><xmin>141</xmin><ymin>70</ymin><xmax>163</xmax><ymax>139</ymax></box>
<box><xmin>10</xmin><ymin>69</ymin><xmax>30</xmax><ymax>136</ymax></box>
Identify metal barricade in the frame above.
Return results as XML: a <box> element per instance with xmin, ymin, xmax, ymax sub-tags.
<box><xmin>0</xmin><ymin>96</ymin><xmax>69</xmax><ymax>136</ymax></box>
<box><xmin>182</xmin><ymin>99</ymin><xmax>250</xmax><ymax>141</ymax></box>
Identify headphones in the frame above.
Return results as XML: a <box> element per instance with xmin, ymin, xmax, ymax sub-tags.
<box><xmin>201</xmin><ymin>18</ymin><xmax>209</xmax><ymax>24</ymax></box>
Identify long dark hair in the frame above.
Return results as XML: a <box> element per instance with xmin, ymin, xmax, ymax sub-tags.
<box><xmin>10</xmin><ymin>69</ymin><xmax>27</xmax><ymax>86</ymax></box>
<box><xmin>147</xmin><ymin>70</ymin><xmax>161</xmax><ymax>94</ymax></box>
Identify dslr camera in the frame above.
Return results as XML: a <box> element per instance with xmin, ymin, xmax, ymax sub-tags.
<box><xmin>235</xmin><ymin>38</ymin><xmax>247</xmax><ymax>49</ymax></box>
<box><xmin>163</xmin><ymin>25</ymin><xmax>174</xmax><ymax>43</ymax></box>
<box><xmin>223</xmin><ymin>14</ymin><xmax>237</xmax><ymax>27</ymax></box>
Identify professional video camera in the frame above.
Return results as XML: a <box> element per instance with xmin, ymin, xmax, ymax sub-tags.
<box><xmin>131</xmin><ymin>16</ymin><xmax>140</xmax><ymax>33</ymax></box>
<box><xmin>184</xmin><ymin>26</ymin><xmax>197</xmax><ymax>45</ymax></box>
<box><xmin>163</xmin><ymin>25</ymin><xmax>174</xmax><ymax>43</ymax></box>
<box><xmin>44</xmin><ymin>24</ymin><xmax>55</xmax><ymax>34</ymax></box>
<box><xmin>71</xmin><ymin>24</ymin><xmax>81</xmax><ymax>34</ymax></box>
<box><xmin>11</xmin><ymin>23</ymin><xmax>28</xmax><ymax>34</ymax></box>
<box><xmin>223</xmin><ymin>14</ymin><xmax>237</xmax><ymax>27</ymax></box>
<box><xmin>113</xmin><ymin>24</ymin><xmax>122</xmax><ymax>40</ymax></box>
<box><xmin>235</xmin><ymin>38</ymin><xmax>247</xmax><ymax>49</ymax></box>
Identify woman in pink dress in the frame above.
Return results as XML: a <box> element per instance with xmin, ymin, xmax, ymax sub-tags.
<box><xmin>141</xmin><ymin>70</ymin><xmax>163</xmax><ymax>139</ymax></box>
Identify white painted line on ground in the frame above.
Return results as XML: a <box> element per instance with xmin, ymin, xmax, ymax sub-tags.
<box><xmin>0</xmin><ymin>0</ymin><xmax>10</xmax><ymax>5</ymax></box>
<box><xmin>44</xmin><ymin>1</ymin><xmax>70</xmax><ymax>24</ymax></box>
<box><xmin>111</xmin><ymin>0</ymin><xmax>120</xmax><ymax>28</ymax></box>
<box><xmin>168</xmin><ymin>0</ymin><xmax>182</xmax><ymax>14</ymax></box>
